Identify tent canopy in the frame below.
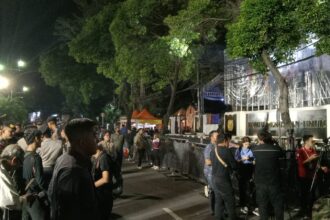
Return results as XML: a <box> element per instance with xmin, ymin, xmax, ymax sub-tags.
<box><xmin>132</xmin><ymin>110</ymin><xmax>140</xmax><ymax>119</ymax></box>
<box><xmin>133</xmin><ymin>108</ymin><xmax>162</xmax><ymax>124</ymax></box>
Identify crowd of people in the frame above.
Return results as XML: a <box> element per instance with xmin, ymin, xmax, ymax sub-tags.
<box><xmin>0</xmin><ymin>116</ymin><xmax>160</xmax><ymax>220</ymax></box>
<box><xmin>204</xmin><ymin>130</ymin><xmax>329</xmax><ymax>220</ymax></box>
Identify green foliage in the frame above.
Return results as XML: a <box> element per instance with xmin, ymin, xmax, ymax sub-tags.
<box><xmin>227</xmin><ymin>0</ymin><xmax>307</xmax><ymax>71</ymax></box>
<box><xmin>0</xmin><ymin>95</ymin><xmax>28</xmax><ymax>123</ymax></box>
<box><xmin>39</xmin><ymin>45</ymin><xmax>114</xmax><ymax>114</ymax></box>
<box><xmin>297</xmin><ymin>0</ymin><xmax>330</xmax><ymax>55</ymax></box>
<box><xmin>164</xmin><ymin>0</ymin><xmax>240</xmax><ymax>45</ymax></box>
<box><xmin>103</xmin><ymin>103</ymin><xmax>121</xmax><ymax>125</ymax></box>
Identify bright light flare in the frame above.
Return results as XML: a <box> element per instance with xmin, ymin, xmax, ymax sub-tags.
<box><xmin>17</xmin><ymin>60</ymin><xmax>26</xmax><ymax>68</ymax></box>
<box><xmin>0</xmin><ymin>75</ymin><xmax>10</xmax><ymax>90</ymax></box>
<box><xmin>22</xmin><ymin>86</ymin><xmax>29</xmax><ymax>92</ymax></box>
<box><xmin>0</xmin><ymin>64</ymin><xmax>4</xmax><ymax>71</ymax></box>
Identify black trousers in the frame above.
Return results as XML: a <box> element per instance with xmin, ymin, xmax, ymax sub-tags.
<box><xmin>151</xmin><ymin>149</ymin><xmax>161</xmax><ymax>167</ymax></box>
<box><xmin>212</xmin><ymin>177</ymin><xmax>236</xmax><ymax>220</ymax></box>
<box><xmin>238</xmin><ymin>164</ymin><xmax>254</xmax><ymax>208</ymax></box>
<box><xmin>256</xmin><ymin>184</ymin><xmax>284</xmax><ymax>220</ymax></box>
<box><xmin>299</xmin><ymin>177</ymin><xmax>317</xmax><ymax>217</ymax></box>
<box><xmin>137</xmin><ymin>148</ymin><xmax>146</xmax><ymax>167</ymax></box>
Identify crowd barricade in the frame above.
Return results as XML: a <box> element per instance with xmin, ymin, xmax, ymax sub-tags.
<box><xmin>159</xmin><ymin>136</ymin><xmax>207</xmax><ymax>184</ymax></box>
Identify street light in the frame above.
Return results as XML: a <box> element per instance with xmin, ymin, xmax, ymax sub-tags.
<box><xmin>17</xmin><ymin>60</ymin><xmax>26</xmax><ymax>68</ymax></box>
<box><xmin>0</xmin><ymin>75</ymin><xmax>10</xmax><ymax>90</ymax></box>
<box><xmin>22</xmin><ymin>86</ymin><xmax>29</xmax><ymax>92</ymax></box>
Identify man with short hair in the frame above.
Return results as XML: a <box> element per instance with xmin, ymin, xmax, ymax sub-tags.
<box><xmin>38</xmin><ymin>126</ymin><xmax>63</xmax><ymax>188</ymax></box>
<box><xmin>47</xmin><ymin>117</ymin><xmax>58</xmax><ymax>140</ymax></box>
<box><xmin>296</xmin><ymin>134</ymin><xmax>328</xmax><ymax>219</ymax></box>
<box><xmin>48</xmin><ymin>118</ymin><xmax>99</xmax><ymax>220</ymax></box>
<box><xmin>0</xmin><ymin>126</ymin><xmax>16</xmax><ymax>154</ymax></box>
<box><xmin>211</xmin><ymin>133</ymin><xmax>237</xmax><ymax>220</ymax></box>
<box><xmin>204</xmin><ymin>130</ymin><xmax>218</xmax><ymax>216</ymax></box>
<box><xmin>0</xmin><ymin>144</ymin><xmax>33</xmax><ymax>220</ymax></box>
<box><xmin>253</xmin><ymin>130</ymin><xmax>284</xmax><ymax>220</ymax></box>
<box><xmin>111</xmin><ymin>126</ymin><xmax>124</xmax><ymax>189</ymax></box>
<box><xmin>22</xmin><ymin>128</ymin><xmax>48</xmax><ymax>220</ymax></box>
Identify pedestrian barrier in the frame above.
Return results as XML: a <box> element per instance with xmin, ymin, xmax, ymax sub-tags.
<box><xmin>159</xmin><ymin>137</ymin><xmax>207</xmax><ymax>184</ymax></box>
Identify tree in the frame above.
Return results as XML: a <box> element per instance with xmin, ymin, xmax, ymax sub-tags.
<box><xmin>103</xmin><ymin>103</ymin><xmax>121</xmax><ymax>130</ymax></box>
<box><xmin>39</xmin><ymin>45</ymin><xmax>114</xmax><ymax>117</ymax></box>
<box><xmin>0</xmin><ymin>95</ymin><xmax>28</xmax><ymax>124</ymax></box>
<box><xmin>226</xmin><ymin>0</ymin><xmax>313</xmax><ymax>132</ymax></box>
<box><xmin>297</xmin><ymin>0</ymin><xmax>330</xmax><ymax>55</ymax></box>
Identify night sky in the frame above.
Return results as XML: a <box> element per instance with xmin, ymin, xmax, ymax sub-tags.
<box><xmin>0</xmin><ymin>0</ymin><xmax>76</xmax><ymax>115</ymax></box>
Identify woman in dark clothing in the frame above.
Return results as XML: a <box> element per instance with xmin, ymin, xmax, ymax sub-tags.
<box><xmin>92</xmin><ymin>145</ymin><xmax>114</xmax><ymax>220</ymax></box>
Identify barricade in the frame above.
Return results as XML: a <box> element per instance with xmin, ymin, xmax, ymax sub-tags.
<box><xmin>159</xmin><ymin>136</ymin><xmax>207</xmax><ymax>184</ymax></box>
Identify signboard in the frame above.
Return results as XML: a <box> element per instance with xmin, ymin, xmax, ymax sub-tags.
<box><xmin>246</xmin><ymin>109</ymin><xmax>327</xmax><ymax>138</ymax></box>
<box><xmin>225</xmin><ymin>114</ymin><xmax>237</xmax><ymax>136</ymax></box>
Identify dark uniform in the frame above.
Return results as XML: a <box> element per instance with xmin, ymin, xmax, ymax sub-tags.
<box><xmin>22</xmin><ymin>151</ymin><xmax>48</xmax><ymax>220</ymax></box>
<box><xmin>253</xmin><ymin>143</ymin><xmax>284</xmax><ymax>220</ymax></box>
<box><xmin>210</xmin><ymin>146</ymin><xmax>237</xmax><ymax>220</ymax></box>
<box><xmin>48</xmin><ymin>152</ymin><xmax>99</xmax><ymax>220</ymax></box>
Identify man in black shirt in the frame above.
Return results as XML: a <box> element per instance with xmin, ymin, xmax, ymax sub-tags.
<box><xmin>210</xmin><ymin>133</ymin><xmax>237</xmax><ymax>220</ymax></box>
<box><xmin>252</xmin><ymin>130</ymin><xmax>284</xmax><ymax>220</ymax></box>
<box><xmin>92</xmin><ymin>145</ymin><xmax>114</xmax><ymax>220</ymax></box>
<box><xmin>48</xmin><ymin>118</ymin><xmax>100</xmax><ymax>220</ymax></box>
<box><xmin>22</xmin><ymin>128</ymin><xmax>48</xmax><ymax>220</ymax></box>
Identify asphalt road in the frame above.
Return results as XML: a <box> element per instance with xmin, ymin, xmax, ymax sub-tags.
<box><xmin>111</xmin><ymin>161</ymin><xmax>288</xmax><ymax>220</ymax></box>
<box><xmin>111</xmin><ymin>161</ymin><xmax>213</xmax><ymax>220</ymax></box>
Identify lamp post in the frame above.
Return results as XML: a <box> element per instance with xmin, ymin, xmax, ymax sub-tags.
<box><xmin>100</xmin><ymin>112</ymin><xmax>105</xmax><ymax>128</ymax></box>
<box><xmin>0</xmin><ymin>59</ymin><xmax>29</xmax><ymax>100</ymax></box>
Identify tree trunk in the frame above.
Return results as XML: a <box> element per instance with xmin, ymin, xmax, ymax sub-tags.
<box><xmin>261</xmin><ymin>50</ymin><xmax>293</xmax><ymax>131</ymax></box>
<box><xmin>162</xmin><ymin>62</ymin><xmax>179</xmax><ymax>134</ymax></box>
<box><xmin>119</xmin><ymin>80</ymin><xmax>133</xmax><ymax>129</ymax></box>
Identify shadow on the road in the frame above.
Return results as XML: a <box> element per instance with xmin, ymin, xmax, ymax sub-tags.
<box><xmin>110</xmin><ymin>213</ymin><xmax>123</xmax><ymax>219</ymax></box>
<box><xmin>119</xmin><ymin>193</ymin><xmax>162</xmax><ymax>201</ymax></box>
<box><xmin>122</xmin><ymin>169</ymin><xmax>139</xmax><ymax>174</ymax></box>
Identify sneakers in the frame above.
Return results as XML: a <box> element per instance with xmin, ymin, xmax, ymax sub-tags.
<box><xmin>137</xmin><ymin>166</ymin><xmax>142</xmax><ymax>169</ymax></box>
<box><xmin>240</xmin><ymin>207</ymin><xmax>248</xmax><ymax>214</ymax></box>
<box><xmin>151</xmin><ymin>166</ymin><xmax>160</xmax><ymax>170</ymax></box>
<box><xmin>252</xmin><ymin>208</ymin><xmax>259</xmax><ymax>216</ymax></box>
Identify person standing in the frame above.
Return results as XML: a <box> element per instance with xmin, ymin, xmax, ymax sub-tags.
<box><xmin>22</xmin><ymin>128</ymin><xmax>48</xmax><ymax>220</ymax></box>
<box><xmin>0</xmin><ymin>126</ymin><xmax>15</xmax><ymax>154</ymax></box>
<box><xmin>48</xmin><ymin>118</ymin><xmax>100</xmax><ymax>220</ymax></box>
<box><xmin>204</xmin><ymin>130</ymin><xmax>218</xmax><ymax>216</ymax></box>
<box><xmin>38</xmin><ymin>126</ymin><xmax>63</xmax><ymax>189</ymax></box>
<box><xmin>151</xmin><ymin>132</ymin><xmax>161</xmax><ymax>170</ymax></box>
<box><xmin>0</xmin><ymin>144</ymin><xmax>33</xmax><ymax>220</ymax></box>
<box><xmin>46</xmin><ymin>117</ymin><xmax>59</xmax><ymax>140</ymax></box>
<box><xmin>296</xmin><ymin>134</ymin><xmax>328</xmax><ymax>219</ymax></box>
<box><xmin>253</xmin><ymin>130</ymin><xmax>284</xmax><ymax>220</ymax></box>
<box><xmin>111</xmin><ymin>126</ymin><xmax>124</xmax><ymax>169</ymax></box>
<box><xmin>210</xmin><ymin>133</ymin><xmax>237</xmax><ymax>220</ymax></box>
<box><xmin>134</xmin><ymin>129</ymin><xmax>146</xmax><ymax>169</ymax></box>
<box><xmin>235</xmin><ymin>136</ymin><xmax>256</xmax><ymax>215</ymax></box>
<box><xmin>92</xmin><ymin>145</ymin><xmax>113</xmax><ymax>220</ymax></box>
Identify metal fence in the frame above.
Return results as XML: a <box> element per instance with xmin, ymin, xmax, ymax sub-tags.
<box><xmin>159</xmin><ymin>137</ymin><xmax>207</xmax><ymax>184</ymax></box>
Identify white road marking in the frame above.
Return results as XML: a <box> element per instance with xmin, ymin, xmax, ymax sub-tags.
<box><xmin>162</xmin><ymin>208</ymin><xmax>183</xmax><ymax>220</ymax></box>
